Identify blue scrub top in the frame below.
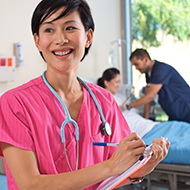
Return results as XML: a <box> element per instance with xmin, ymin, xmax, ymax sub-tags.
<box><xmin>146</xmin><ymin>60</ymin><xmax>190</xmax><ymax>123</ymax></box>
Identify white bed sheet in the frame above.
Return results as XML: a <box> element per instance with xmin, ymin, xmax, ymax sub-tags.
<box><xmin>122</xmin><ymin>109</ymin><xmax>160</xmax><ymax>138</ymax></box>
<box><xmin>114</xmin><ymin>93</ymin><xmax>160</xmax><ymax>138</ymax></box>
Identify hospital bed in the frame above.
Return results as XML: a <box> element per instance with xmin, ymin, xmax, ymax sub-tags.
<box><xmin>112</xmin><ymin>84</ymin><xmax>190</xmax><ymax>190</ymax></box>
<box><xmin>122</xmin><ymin>109</ymin><xmax>190</xmax><ymax>190</ymax></box>
<box><xmin>141</xmin><ymin>121</ymin><xmax>190</xmax><ymax>190</ymax></box>
<box><xmin>145</xmin><ymin>163</ymin><xmax>190</xmax><ymax>190</ymax></box>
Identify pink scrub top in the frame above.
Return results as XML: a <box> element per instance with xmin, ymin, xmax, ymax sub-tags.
<box><xmin>0</xmin><ymin>76</ymin><xmax>131</xmax><ymax>190</ymax></box>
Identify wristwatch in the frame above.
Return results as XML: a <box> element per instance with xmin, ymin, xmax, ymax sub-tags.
<box><xmin>128</xmin><ymin>176</ymin><xmax>144</xmax><ymax>184</ymax></box>
<box><xmin>126</xmin><ymin>104</ymin><xmax>132</xmax><ymax>110</ymax></box>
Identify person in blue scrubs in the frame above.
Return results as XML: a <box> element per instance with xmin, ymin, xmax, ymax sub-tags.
<box><xmin>127</xmin><ymin>48</ymin><xmax>190</xmax><ymax>123</ymax></box>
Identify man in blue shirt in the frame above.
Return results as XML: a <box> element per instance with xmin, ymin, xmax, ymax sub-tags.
<box><xmin>127</xmin><ymin>48</ymin><xmax>190</xmax><ymax>123</ymax></box>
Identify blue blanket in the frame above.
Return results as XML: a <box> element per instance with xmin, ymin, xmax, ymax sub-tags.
<box><xmin>142</xmin><ymin>121</ymin><xmax>190</xmax><ymax>165</ymax></box>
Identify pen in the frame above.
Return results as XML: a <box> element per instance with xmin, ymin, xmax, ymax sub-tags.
<box><xmin>93</xmin><ymin>142</ymin><xmax>119</xmax><ymax>146</ymax></box>
<box><xmin>93</xmin><ymin>143</ymin><xmax>151</xmax><ymax>147</ymax></box>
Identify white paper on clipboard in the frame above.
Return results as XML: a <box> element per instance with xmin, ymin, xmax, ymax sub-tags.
<box><xmin>96</xmin><ymin>155</ymin><xmax>151</xmax><ymax>190</ymax></box>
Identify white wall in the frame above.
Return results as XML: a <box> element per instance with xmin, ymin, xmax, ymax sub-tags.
<box><xmin>0</xmin><ymin>0</ymin><xmax>122</xmax><ymax>93</ymax></box>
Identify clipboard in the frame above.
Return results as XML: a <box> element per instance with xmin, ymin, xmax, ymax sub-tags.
<box><xmin>96</xmin><ymin>146</ymin><xmax>152</xmax><ymax>190</ymax></box>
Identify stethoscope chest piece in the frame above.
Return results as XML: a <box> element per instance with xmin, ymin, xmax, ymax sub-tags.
<box><xmin>100</xmin><ymin>122</ymin><xmax>112</xmax><ymax>136</ymax></box>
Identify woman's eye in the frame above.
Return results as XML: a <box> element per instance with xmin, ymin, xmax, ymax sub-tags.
<box><xmin>45</xmin><ymin>28</ymin><xmax>54</xmax><ymax>33</ymax></box>
<box><xmin>66</xmin><ymin>26</ymin><xmax>76</xmax><ymax>31</ymax></box>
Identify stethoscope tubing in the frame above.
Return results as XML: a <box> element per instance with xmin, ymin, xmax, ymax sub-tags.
<box><xmin>42</xmin><ymin>71</ymin><xmax>79</xmax><ymax>143</ymax></box>
<box><xmin>42</xmin><ymin>71</ymin><xmax>111</xmax><ymax>171</ymax></box>
<box><xmin>77</xmin><ymin>76</ymin><xmax>106</xmax><ymax>123</ymax></box>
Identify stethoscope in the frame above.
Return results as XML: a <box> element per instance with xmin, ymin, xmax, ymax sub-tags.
<box><xmin>42</xmin><ymin>71</ymin><xmax>112</xmax><ymax>171</ymax></box>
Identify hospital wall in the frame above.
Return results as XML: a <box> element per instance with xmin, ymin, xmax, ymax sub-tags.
<box><xmin>0</xmin><ymin>0</ymin><xmax>121</xmax><ymax>93</ymax></box>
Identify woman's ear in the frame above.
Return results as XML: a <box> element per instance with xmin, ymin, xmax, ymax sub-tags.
<box><xmin>104</xmin><ymin>80</ymin><xmax>109</xmax><ymax>88</ymax></box>
<box><xmin>33</xmin><ymin>33</ymin><xmax>41</xmax><ymax>51</ymax></box>
<box><xmin>85</xmin><ymin>28</ymin><xmax>93</xmax><ymax>48</ymax></box>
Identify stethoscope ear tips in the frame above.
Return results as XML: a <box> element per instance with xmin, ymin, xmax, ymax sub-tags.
<box><xmin>100</xmin><ymin>122</ymin><xmax>112</xmax><ymax>136</ymax></box>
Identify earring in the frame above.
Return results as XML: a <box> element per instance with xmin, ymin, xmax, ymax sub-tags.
<box><xmin>86</xmin><ymin>41</ymin><xmax>90</xmax><ymax>48</ymax></box>
<box><xmin>37</xmin><ymin>46</ymin><xmax>41</xmax><ymax>51</ymax></box>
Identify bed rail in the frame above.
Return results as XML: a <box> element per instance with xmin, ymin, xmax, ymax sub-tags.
<box><xmin>146</xmin><ymin>163</ymin><xmax>190</xmax><ymax>190</ymax></box>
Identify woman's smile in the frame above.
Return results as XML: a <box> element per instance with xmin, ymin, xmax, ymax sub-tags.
<box><xmin>52</xmin><ymin>48</ymin><xmax>74</xmax><ymax>60</ymax></box>
<box><xmin>53</xmin><ymin>49</ymin><xmax>73</xmax><ymax>56</ymax></box>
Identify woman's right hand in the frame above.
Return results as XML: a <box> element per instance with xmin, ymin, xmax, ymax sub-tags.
<box><xmin>107</xmin><ymin>132</ymin><xmax>146</xmax><ymax>176</ymax></box>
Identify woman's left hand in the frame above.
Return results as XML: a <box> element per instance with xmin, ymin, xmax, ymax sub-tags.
<box><xmin>130</xmin><ymin>137</ymin><xmax>170</xmax><ymax>178</ymax></box>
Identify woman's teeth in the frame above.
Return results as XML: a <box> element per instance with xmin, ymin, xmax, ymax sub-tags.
<box><xmin>54</xmin><ymin>50</ymin><xmax>71</xmax><ymax>56</ymax></box>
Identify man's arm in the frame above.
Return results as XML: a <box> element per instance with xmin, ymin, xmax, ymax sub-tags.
<box><xmin>144</xmin><ymin>86</ymin><xmax>152</xmax><ymax>119</ymax></box>
<box><xmin>129</xmin><ymin>84</ymin><xmax>162</xmax><ymax>108</ymax></box>
<box><xmin>144</xmin><ymin>102</ymin><xmax>151</xmax><ymax>119</ymax></box>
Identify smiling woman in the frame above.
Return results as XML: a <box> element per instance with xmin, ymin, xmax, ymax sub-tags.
<box><xmin>97</xmin><ymin>68</ymin><xmax>121</xmax><ymax>94</ymax></box>
<box><xmin>0</xmin><ymin>0</ymin><xmax>170</xmax><ymax>190</ymax></box>
<box><xmin>32</xmin><ymin>0</ymin><xmax>94</xmax><ymax>64</ymax></box>
<box><xmin>34</xmin><ymin>9</ymin><xmax>93</xmax><ymax>75</ymax></box>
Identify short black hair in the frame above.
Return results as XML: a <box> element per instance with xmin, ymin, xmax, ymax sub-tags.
<box><xmin>130</xmin><ymin>48</ymin><xmax>151</xmax><ymax>60</ymax></box>
<box><xmin>31</xmin><ymin>0</ymin><xmax>95</xmax><ymax>61</ymax></box>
